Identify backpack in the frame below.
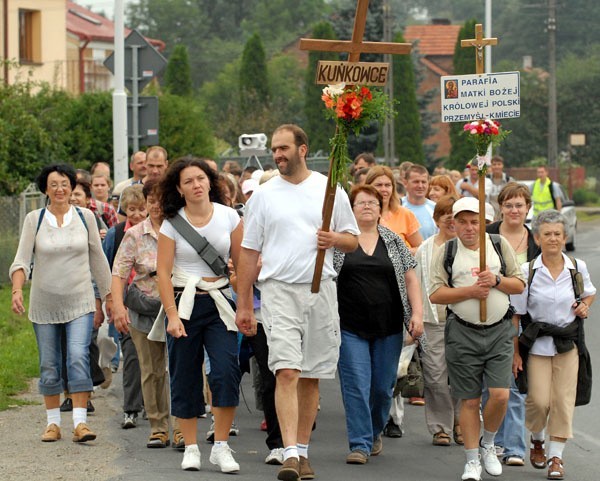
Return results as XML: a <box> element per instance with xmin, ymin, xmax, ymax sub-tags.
<box><xmin>443</xmin><ymin>234</ymin><xmax>506</xmax><ymax>288</ymax></box>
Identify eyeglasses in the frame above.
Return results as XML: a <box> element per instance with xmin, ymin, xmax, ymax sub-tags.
<box><xmin>354</xmin><ymin>200</ymin><xmax>380</xmax><ymax>208</ymax></box>
<box><xmin>502</xmin><ymin>203</ymin><xmax>526</xmax><ymax>211</ymax></box>
<box><xmin>48</xmin><ymin>182</ymin><xmax>71</xmax><ymax>191</ymax></box>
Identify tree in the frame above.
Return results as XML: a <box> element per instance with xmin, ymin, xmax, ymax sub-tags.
<box><xmin>496</xmin><ymin>68</ymin><xmax>547</xmax><ymax>167</ymax></box>
<box><xmin>393</xmin><ymin>31</ymin><xmax>424</xmax><ymax>165</ymax></box>
<box><xmin>304</xmin><ymin>21</ymin><xmax>338</xmax><ymax>154</ymax></box>
<box><xmin>158</xmin><ymin>93</ymin><xmax>215</xmax><ymax>159</ymax></box>
<box><xmin>163</xmin><ymin>44</ymin><xmax>193</xmax><ymax>96</ymax></box>
<box><xmin>239</xmin><ymin>33</ymin><xmax>270</xmax><ymax>117</ymax></box>
<box><xmin>330</xmin><ymin>0</ymin><xmax>385</xmax><ymax>155</ymax></box>
<box><xmin>447</xmin><ymin>18</ymin><xmax>478</xmax><ymax>170</ymax></box>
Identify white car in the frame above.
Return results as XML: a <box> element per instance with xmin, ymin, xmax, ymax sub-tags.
<box><xmin>521</xmin><ymin>180</ymin><xmax>577</xmax><ymax>251</ymax></box>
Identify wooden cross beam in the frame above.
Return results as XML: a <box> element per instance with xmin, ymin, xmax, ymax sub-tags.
<box><xmin>300</xmin><ymin>0</ymin><xmax>411</xmax><ymax>63</ymax></box>
<box><xmin>299</xmin><ymin>0</ymin><xmax>412</xmax><ymax>293</ymax></box>
<box><xmin>461</xmin><ymin>23</ymin><xmax>498</xmax><ymax>322</ymax></box>
<box><xmin>461</xmin><ymin>24</ymin><xmax>498</xmax><ymax>75</ymax></box>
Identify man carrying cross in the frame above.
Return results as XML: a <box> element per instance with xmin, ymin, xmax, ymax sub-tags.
<box><xmin>235</xmin><ymin>124</ymin><xmax>359</xmax><ymax>481</ymax></box>
<box><xmin>429</xmin><ymin>197</ymin><xmax>525</xmax><ymax>481</ymax></box>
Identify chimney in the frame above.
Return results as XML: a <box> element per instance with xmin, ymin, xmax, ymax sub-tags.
<box><xmin>523</xmin><ymin>55</ymin><xmax>533</xmax><ymax>69</ymax></box>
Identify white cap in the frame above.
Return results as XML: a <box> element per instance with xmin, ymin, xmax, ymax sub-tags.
<box><xmin>250</xmin><ymin>169</ymin><xmax>265</xmax><ymax>181</ymax></box>
<box><xmin>242</xmin><ymin>179</ymin><xmax>259</xmax><ymax>195</ymax></box>
<box><xmin>485</xmin><ymin>203</ymin><xmax>495</xmax><ymax>222</ymax></box>
<box><xmin>452</xmin><ymin>197</ymin><xmax>479</xmax><ymax>217</ymax></box>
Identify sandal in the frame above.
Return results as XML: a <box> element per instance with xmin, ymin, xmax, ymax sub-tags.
<box><xmin>147</xmin><ymin>432</ymin><xmax>170</xmax><ymax>448</ymax></box>
<box><xmin>433</xmin><ymin>431</ymin><xmax>451</xmax><ymax>446</ymax></box>
<box><xmin>453</xmin><ymin>425</ymin><xmax>464</xmax><ymax>445</ymax></box>
<box><xmin>547</xmin><ymin>457</ymin><xmax>564</xmax><ymax>480</ymax></box>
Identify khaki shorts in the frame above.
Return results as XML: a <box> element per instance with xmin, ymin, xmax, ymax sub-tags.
<box><xmin>260</xmin><ymin>279</ymin><xmax>341</xmax><ymax>379</ymax></box>
<box><xmin>445</xmin><ymin>313</ymin><xmax>516</xmax><ymax>399</ymax></box>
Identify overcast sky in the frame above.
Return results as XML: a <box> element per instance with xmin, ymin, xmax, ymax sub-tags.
<box><xmin>77</xmin><ymin>1</ymin><xmax>135</xmax><ymax>20</ymax></box>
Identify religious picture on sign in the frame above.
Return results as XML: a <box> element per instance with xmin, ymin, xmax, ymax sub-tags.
<box><xmin>321</xmin><ymin>83</ymin><xmax>394</xmax><ymax>188</ymax></box>
<box><xmin>444</xmin><ymin>80</ymin><xmax>459</xmax><ymax>99</ymax></box>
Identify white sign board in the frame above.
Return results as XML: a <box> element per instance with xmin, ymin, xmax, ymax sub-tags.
<box><xmin>440</xmin><ymin>71</ymin><xmax>520</xmax><ymax>123</ymax></box>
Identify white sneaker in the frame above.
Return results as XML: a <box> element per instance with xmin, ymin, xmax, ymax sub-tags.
<box><xmin>480</xmin><ymin>443</ymin><xmax>503</xmax><ymax>476</ymax></box>
<box><xmin>461</xmin><ymin>459</ymin><xmax>482</xmax><ymax>481</ymax></box>
<box><xmin>210</xmin><ymin>444</ymin><xmax>240</xmax><ymax>473</ymax></box>
<box><xmin>229</xmin><ymin>421</ymin><xmax>240</xmax><ymax>436</ymax></box>
<box><xmin>265</xmin><ymin>447</ymin><xmax>284</xmax><ymax>465</ymax></box>
<box><xmin>181</xmin><ymin>445</ymin><xmax>201</xmax><ymax>471</ymax></box>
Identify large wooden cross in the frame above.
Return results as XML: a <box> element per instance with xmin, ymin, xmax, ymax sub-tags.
<box><xmin>300</xmin><ymin>0</ymin><xmax>411</xmax><ymax>292</ymax></box>
<box><xmin>461</xmin><ymin>23</ymin><xmax>498</xmax><ymax>322</ymax></box>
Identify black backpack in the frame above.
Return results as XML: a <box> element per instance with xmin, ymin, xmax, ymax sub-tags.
<box><xmin>443</xmin><ymin>234</ymin><xmax>506</xmax><ymax>288</ymax></box>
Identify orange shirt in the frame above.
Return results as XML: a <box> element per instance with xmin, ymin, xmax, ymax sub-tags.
<box><xmin>380</xmin><ymin>206</ymin><xmax>421</xmax><ymax>247</ymax></box>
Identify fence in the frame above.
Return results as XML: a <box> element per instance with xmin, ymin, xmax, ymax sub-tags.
<box><xmin>0</xmin><ymin>184</ymin><xmax>46</xmax><ymax>285</ymax></box>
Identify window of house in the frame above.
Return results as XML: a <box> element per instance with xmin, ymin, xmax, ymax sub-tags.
<box><xmin>19</xmin><ymin>9</ymin><xmax>41</xmax><ymax>64</ymax></box>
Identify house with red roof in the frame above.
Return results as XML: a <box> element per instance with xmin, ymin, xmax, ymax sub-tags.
<box><xmin>66</xmin><ymin>1</ymin><xmax>164</xmax><ymax>94</ymax></box>
<box><xmin>0</xmin><ymin>1</ymin><xmax>163</xmax><ymax>93</ymax></box>
<box><xmin>405</xmin><ymin>21</ymin><xmax>461</xmax><ymax>161</ymax></box>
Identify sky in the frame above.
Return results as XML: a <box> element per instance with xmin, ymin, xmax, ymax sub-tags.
<box><xmin>76</xmin><ymin>1</ymin><xmax>136</xmax><ymax>20</ymax></box>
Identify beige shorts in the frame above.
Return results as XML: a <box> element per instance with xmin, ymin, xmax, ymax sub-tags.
<box><xmin>260</xmin><ymin>279</ymin><xmax>341</xmax><ymax>379</ymax></box>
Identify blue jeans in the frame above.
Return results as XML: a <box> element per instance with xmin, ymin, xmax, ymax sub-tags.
<box><xmin>482</xmin><ymin>376</ymin><xmax>526</xmax><ymax>458</ymax></box>
<box><xmin>338</xmin><ymin>329</ymin><xmax>403</xmax><ymax>454</ymax></box>
<box><xmin>33</xmin><ymin>313</ymin><xmax>94</xmax><ymax>396</ymax></box>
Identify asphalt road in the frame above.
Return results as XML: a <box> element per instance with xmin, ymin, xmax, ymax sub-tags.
<box><xmin>106</xmin><ymin>219</ymin><xmax>600</xmax><ymax>481</ymax></box>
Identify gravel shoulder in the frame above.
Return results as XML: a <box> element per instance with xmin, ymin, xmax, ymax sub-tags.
<box><xmin>0</xmin><ymin>378</ymin><xmax>123</xmax><ymax>480</ymax></box>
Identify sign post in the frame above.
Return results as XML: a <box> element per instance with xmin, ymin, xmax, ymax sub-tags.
<box><xmin>300</xmin><ymin>0</ymin><xmax>411</xmax><ymax>292</ymax></box>
<box><xmin>460</xmin><ymin>24</ymin><xmax>498</xmax><ymax>322</ymax></box>
<box><xmin>105</xmin><ymin>30</ymin><xmax>167</xmax><ymax>153</ymax></box>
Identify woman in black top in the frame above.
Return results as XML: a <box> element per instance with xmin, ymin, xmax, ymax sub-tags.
<box><xmin>334</xmin><ymin>184</ymin><xmax>423</xmax><ymax>465</ymax></box>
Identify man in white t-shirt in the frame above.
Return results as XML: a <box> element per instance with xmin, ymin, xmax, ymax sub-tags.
<box><xmin>236</xmin><ymin>124</ymin><xmax>359</xmax><ymax>481</ymax></box>
<box><xmin>112</xmin><ymin>151</ymin><xmax>147</xmax><ymax>197</ymax></box>
<box><xmin>456</xmin><ymin>162</ymin><xmax>493</xmax><ymax>201</ymax></box>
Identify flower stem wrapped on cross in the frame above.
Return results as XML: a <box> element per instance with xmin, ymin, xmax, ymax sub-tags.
<box><xmin>321</xmin><ymin>83</ymin><xmax>394</xmax><ymax>188</ymax></box>
<box><xmin>462</xmin><ymin>118</ymin><xmax>510</xmax><ymax>176</ymax></box>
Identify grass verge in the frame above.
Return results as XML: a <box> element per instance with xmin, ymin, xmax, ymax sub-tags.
<box><xmin>576</xmin><ymin>211</ymin><xmax>600</xmax><ymax>223</ymax></box>
<box><xmin>0</xmin><ymin>285</ymin><xmax>39</xmax><ymax>410</ymax></box>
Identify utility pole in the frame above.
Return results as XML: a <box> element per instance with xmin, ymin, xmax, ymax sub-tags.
<box><xmin>547</xmin><ymin>0</ymin><xmax>558</xmax><ymax>167</ymax></box>
<box><xmin>485</xmin><ymin>0</ymin><xmax>492</xmax><ymax>74</ymax></box>
<box><xmin>382</xmin><ymin>0</ymin><xmax>395</xmax><ymax>165</ymax></box>
<box><xmin>113</xmin><ymin>0</ymin><xmax>128</xmax><ymax>184</ymax></box>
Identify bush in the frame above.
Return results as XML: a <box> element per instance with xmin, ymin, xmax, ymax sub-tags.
<box><xmin>573</xmin><ymin>188</ymin><xmax>599</xmax><ymax>206</ymax></box>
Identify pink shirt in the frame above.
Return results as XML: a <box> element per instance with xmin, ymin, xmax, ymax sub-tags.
<box><xmin>112</xmin><ymin>218</ymin><xmax>159</xmax><ymax>297</ymax></box>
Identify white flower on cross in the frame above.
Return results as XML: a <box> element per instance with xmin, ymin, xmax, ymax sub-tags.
<box><xmin>476</xmin><ymin>154</ymin><xmax>492</xmax><ymax>171</ymax></box>
<box><xmin>322</xmin><ymin>83</ymin><xmax>346</xmax><ymax>97</ymax></box>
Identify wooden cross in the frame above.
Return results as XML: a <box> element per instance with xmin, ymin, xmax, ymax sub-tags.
<box><xmin>461</xmin><ymin>23</ymin><xmax>498</xmax><ymax>322</ymax></box>
<box><xmin>461</xmin><ymin>24</ymin><xmax>498</xmax><ymax>75</ymax></box>
<box><xmin>300</xmin><ymin>0</ymin><xmax>412</xmax><ymax>293</ymax></box>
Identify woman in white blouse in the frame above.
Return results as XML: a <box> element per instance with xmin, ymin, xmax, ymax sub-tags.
<box><xmin>512</xmin><ymin>210</ymin><xmax>596</xmax><ymax>480</ymax></box>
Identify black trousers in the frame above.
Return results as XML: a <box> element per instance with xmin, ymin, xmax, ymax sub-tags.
<box><xmin>247</xmin><ymin>323</ymin><xmax>283</xmax><ymax>450</ymax></box>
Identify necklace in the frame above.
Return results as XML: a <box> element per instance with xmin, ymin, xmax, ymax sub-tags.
<box><xmin>185</xmin><ymin>204</ymin><xmax>213</xmax><ymax>227</ymax></box>
<box><xmin>501</xmin><ymin>224</ymin><xmax>527</xmax><ymax>252</ymax></box>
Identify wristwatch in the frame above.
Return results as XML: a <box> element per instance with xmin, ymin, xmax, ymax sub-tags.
<box><xmin>494</xmin><ymin>275</ymin><xmax>501</xmax><ymax>287</ymax></box>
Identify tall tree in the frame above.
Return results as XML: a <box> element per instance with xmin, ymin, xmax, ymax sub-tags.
<box><xmin>163</xmin><ymin>44</ymin><xmax>193</xmax><ymax>96</ymax></box>
<box><xmin>304</xmin><ymin>21</ymin><xmax>338</xmax><ymax>154</ymax></box>
<box><xmin>393</xmin><ymin>31</ymin><xmax>425</xmax><ymax>165</ymax></box>
<box><xmin>239</xmin><ymin>33</ymin><xmax>270</xmax><ymax>117</ymax></box>
<box><xmin>448</xmin><ymin>18</ymin><xmax>477</xmax><ymax>170</ymax></box>
<box><xmin>330</xmin><ymin>0</ymin><xmax>385</xmax><ymax>156</ymax></box>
